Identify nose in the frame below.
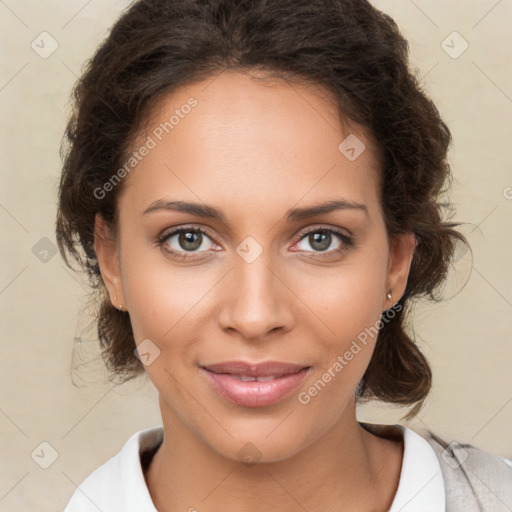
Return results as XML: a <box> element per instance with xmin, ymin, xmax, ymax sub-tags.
<box><xmin>218</xmin><ymin>249</ymin><xmax>294</xmax><ymax>341</ymax></box>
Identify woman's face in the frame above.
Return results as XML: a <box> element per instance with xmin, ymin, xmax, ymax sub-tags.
<box><xmin>96</xmin><ymin>70</ymin><xmax>415</xmax><ymax>462</ymax></box>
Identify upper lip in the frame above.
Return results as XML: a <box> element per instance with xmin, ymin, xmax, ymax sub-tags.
<box><xmin>201</xmin><ymin>361</ymin><xmax>310</xmax><ymax>377</ymax></box>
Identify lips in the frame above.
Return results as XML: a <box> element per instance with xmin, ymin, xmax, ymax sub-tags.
<box><xmin>203</xmin><ymin>360</ymin><xmax>308</xmax><ymax>377</ymax></box>
<box><xmin>201</xmin><ymin>360</ymin><xmax>311</xmax><ymax>407</ymax></box>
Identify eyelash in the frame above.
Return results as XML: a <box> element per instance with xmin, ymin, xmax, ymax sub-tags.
<box><xmin>156</xmin><ymin>224</ymin><xmax>354</xmax><ymax>261</ymax></box>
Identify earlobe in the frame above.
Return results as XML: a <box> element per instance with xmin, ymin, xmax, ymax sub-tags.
<box><xmin>94</xmin><ymin>213</ymin><xmax>125</xmax><ymax>309</ymax></box>
<box><xmin>384</xmin><ymin>232</ymin><xmax>417</xmax><ymax>308</ymax></box>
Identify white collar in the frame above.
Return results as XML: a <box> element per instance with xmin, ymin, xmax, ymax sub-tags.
<box><xmin>387</xmin><ymin>424</ymin><xmax>446</xmax><ymax>511</ymax></box>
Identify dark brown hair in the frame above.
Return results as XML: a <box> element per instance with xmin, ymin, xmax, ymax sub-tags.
<box><xmin>56</xmin><ymin>0</ymin><xmax>467</xmax><ymax>420</ymax></box>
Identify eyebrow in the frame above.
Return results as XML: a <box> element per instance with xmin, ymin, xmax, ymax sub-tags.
<box><xmin>142</xmin><ymin>198</ymin><xmax>368</xmax><ymax>222</ymax></box>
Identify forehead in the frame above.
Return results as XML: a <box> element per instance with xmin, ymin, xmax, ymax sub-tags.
<box><xmin>120</xmin><ymin>70</ymin><xmax>382</xmax><ymax>222</ymax></box>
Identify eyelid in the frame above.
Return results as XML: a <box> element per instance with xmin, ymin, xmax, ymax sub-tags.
<box><xmin>158</xmin><ymin>224</ymin><xmax>214</xmax><ymax>241</ymax></box>
<box><xmin>294</xmin><ymin>223</ymin><xmax>352</xmax><ymax>241</ymax></box>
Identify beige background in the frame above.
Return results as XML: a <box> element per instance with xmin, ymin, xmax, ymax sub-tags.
<box><xmin>0</xmin><ymin>0</ymin><xmax>511</xmax><ymax>510</ymax></box>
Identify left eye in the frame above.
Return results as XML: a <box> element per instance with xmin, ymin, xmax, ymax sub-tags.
<box><xmin>294</xmin><ymin>228</ymin><xmax>351</xmax><ymax>253</ymax></box>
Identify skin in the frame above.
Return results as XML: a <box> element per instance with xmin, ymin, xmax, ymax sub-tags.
<box><xmin>95</xmin><ymin>69</ymin><xmax>416</xmax><ymax>512</ymax></box>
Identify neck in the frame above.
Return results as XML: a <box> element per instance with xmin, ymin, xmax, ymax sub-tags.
<box><xmin>145</xmin><ymin>397</ymin><xmax>403</xmax><ymax>512</ymax></box>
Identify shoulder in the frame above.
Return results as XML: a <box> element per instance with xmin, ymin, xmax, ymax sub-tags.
<box><xmin>422</xmin><ymin>429</ymin><xmax>512</xmax><ymax>511</ymax></box>
<box><xmin>63</xmin><ymin>427</ymin><xmax>163</xmax><ymax>512</ymax></box>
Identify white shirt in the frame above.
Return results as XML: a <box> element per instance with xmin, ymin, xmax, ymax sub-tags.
<box><xmin>63</xmin><ymin>424</ymin><xmax>445</xmax><ymax>511</ymax></box>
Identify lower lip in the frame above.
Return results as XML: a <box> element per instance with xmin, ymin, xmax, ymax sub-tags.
<box><xmin>201</xmin><ymin>367</ymin><xmax>310</xmax><ymax>407</ymax></box>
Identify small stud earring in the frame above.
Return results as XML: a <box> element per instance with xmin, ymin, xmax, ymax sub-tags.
<box><xmin>118</xmin><ymin>304</ymin><xmax>124</xmax><ymax>311</ymax></box>
<box><xmin>386</xmin><ymin>291</ymin><xmax>392</xmax><ymax>300</ymax></box>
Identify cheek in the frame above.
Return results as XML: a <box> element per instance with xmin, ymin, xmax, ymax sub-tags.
<box><xmin>120</xmin><ymin>247</ymin><xmax>214</xmax><ymax>410</ymax></box>
<box><xmin>123</xmin><ymin>262</ymin><xmax>215</xmax><ymax>345</ymax></box>
<box><xmin>290</xmin><ymin>246</ymin><xmax>389</xmax><ymax>398</ymax></box>
<box><xmin>118</xmin><ymin>232</ymin><xmax>212</xmax><ymax>343</ymax></box>
<box><xmin>295</xmin><ymin>247</ymin><xmax>388</xmax><ymax>342</ymax></box>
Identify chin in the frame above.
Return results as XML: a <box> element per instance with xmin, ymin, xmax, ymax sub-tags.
<box><xmin>201</xmin><ymin>413</ymin><xmax>326</xmax><ymax>466</ymax></box>
<box><xmin>214</xmin><ymin>434</ymin><xmax>306</xmax><ymax>466</ymax></box>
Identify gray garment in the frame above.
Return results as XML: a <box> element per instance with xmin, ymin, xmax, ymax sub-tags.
<box><xmin>424</xmin><ymin>431</ymin><xmax>512</xmax><ymax>511</ymax></box>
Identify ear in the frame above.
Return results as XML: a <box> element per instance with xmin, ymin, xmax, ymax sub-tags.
<box><xmin>383</xmin><ymin>232</ymin><xmax>417</xmax><ymax>310</ymax></box>
<box><xmin>94</xmin><ymin>213</ymin><xmax>125</xmax><ymax>309</ymax></box>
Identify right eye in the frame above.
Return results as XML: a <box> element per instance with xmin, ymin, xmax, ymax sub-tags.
<box><xmin>157</xmin><ymin>225</ymin><xmax>219</xmax><ymax>259</ymax></box>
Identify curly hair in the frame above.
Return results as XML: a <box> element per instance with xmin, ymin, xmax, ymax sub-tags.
<box><xmin>56</xmin><ymin>0</ymin><xmax>467</xmax><ymax>420</ymax></box>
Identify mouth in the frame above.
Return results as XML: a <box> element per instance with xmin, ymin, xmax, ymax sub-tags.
<box><xmin>200</xmin><ymin>360</ymin><xmax>311</xmax><ymax>407</ymax></box>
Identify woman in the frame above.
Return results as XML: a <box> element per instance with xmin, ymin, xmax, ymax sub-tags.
<box><xmin>56</xmin><ymin>0</ymin><xmax>512</xmax><ymax>510</ymax></box>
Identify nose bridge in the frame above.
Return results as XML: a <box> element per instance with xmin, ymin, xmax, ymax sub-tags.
<box><xmin>219</xmin><ymin>241</ymin><xmax>292</xmax><ymax>339</ymax></box>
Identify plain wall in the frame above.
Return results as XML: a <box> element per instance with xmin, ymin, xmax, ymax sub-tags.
<box><xmin>0</xmin><ymin>1</ymin><xmax>511</xmax><ymax>510</ymax></box>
